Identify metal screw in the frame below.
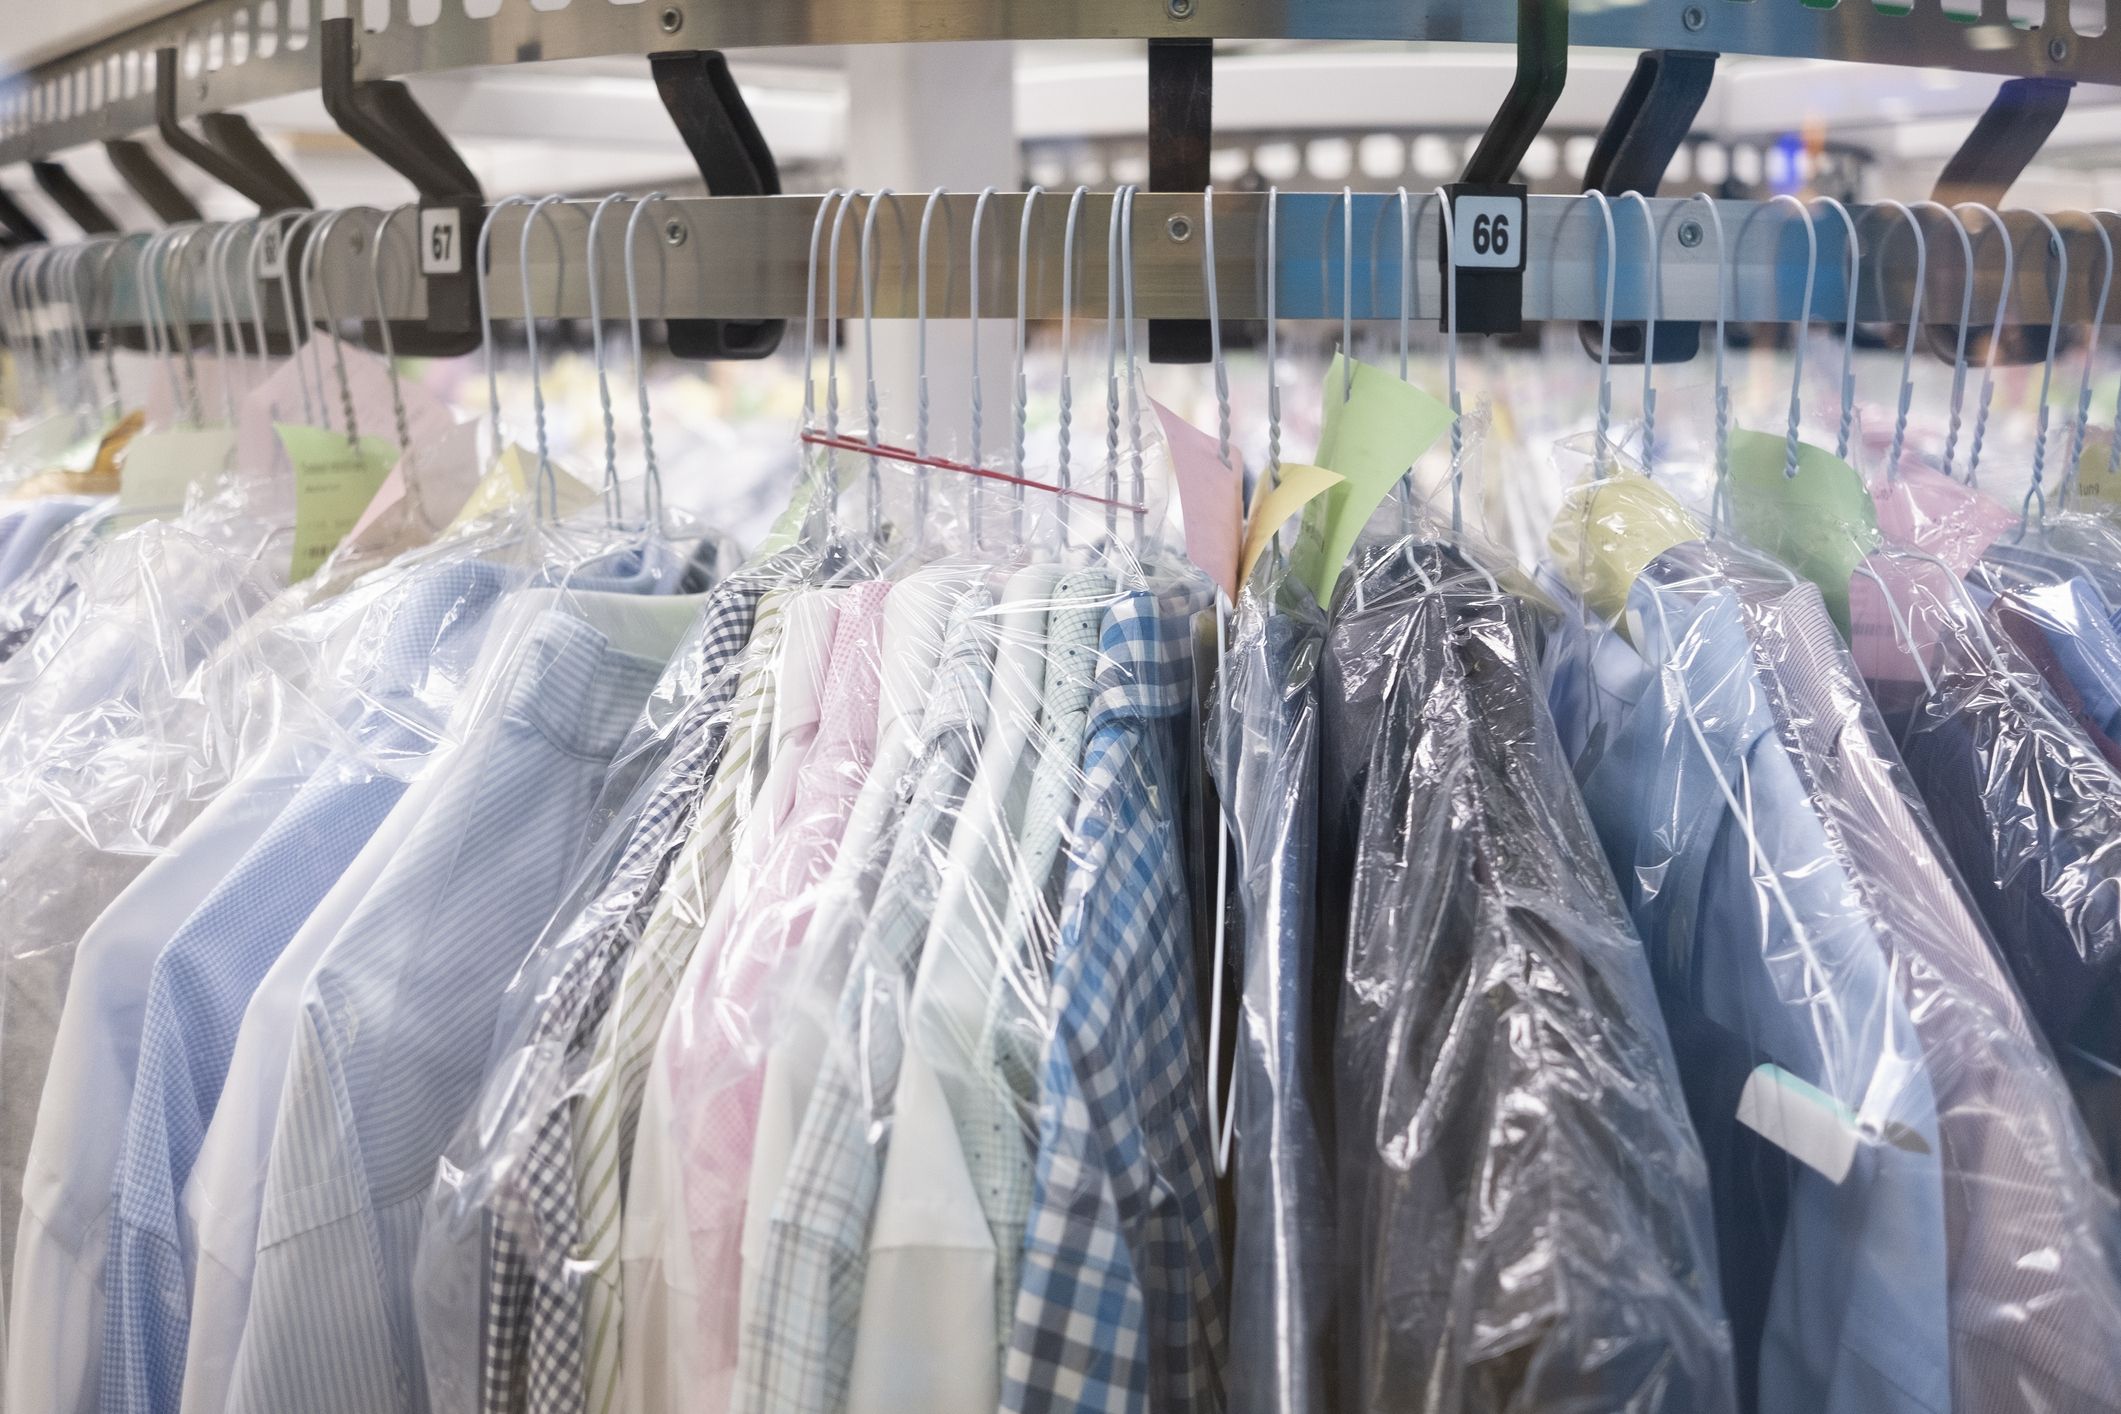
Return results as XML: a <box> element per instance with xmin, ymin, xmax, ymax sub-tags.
<box><xmin>664</xmin><ymin>218</ymin><xmax>688</xmax><ymax>247</ymax></box>
<box><xmin>1682</xmin><ymin>5</ymin><xmax>1706</xmax><ymax>32</ymax></box>
<box><xmin>1166</xmin><ymin>213</ymin><xmax>1193</xmax><ymax>242</ymax></box>
<box><xmin>2049</xmin><ymin>34</ymin><xmax>2070</xmax><ymax>63</ymax></box>
<box><xmin>659</xmin><ymin>6</ymin><xmax>683</xmax><ymax>33</ymax></box>
<box><xmin>1168</xmin><ymin>0</ymin><xmax>1194</xmax><ymax>18</ymax></box>
<box><xmin>348</xmin><ymin>231</ymin><xmax>366</xmax><ymax>254</ymax></box>
<box><xmin>1677</xmin><ymin>219</ymin><xmax>1704</xmax><ymax>249</ymax></box>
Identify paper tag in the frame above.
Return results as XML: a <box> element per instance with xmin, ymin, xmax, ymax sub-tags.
<box><xmin>1726</xmin><ymin>428</ymin><xmax>1882</xmax><ymax>635</ymax></box>
<box><xmin>420</xmin><ymin>206</ymin><xmax>464</xmax><ymax>276</ymax></box>
<box><xmin>2072</xmin><ymin>430</ymin><xmax>2121</xmax><ymax>510</ymax></box>
<box><xmin>1150</xmin><ymin>397</ymin><xmax>1243</xmax><ymax>600</ymax></box>
<box><xmin>1294</xmin><ymin>353</ymin><xmax>1455</xmax><ymax>601</ymax></box>
<box><xmin>256</xmin><ymin>224</ymin><xmax>286</xmax><ymax>280</ymax></box>
<box><xmin>1547</xmin><ymin>470</ymin><xmax>1700</xmax><ymax>628</ymax></box>
<box><xmin>117</xmin><ymin>426</ymin><xmax>235</xmax><ymax>520</ymax></box>
<box><xmin>1451</xmin><ymin>192</ymin><xmax>1527</xmax><ymax>272</ymax></box>
<box><xmin>1735</xmin><ymin>1064</ymin><xmax>1862</xmax><ymax>1185</ymax></box>
<box><xmin>278</xmin><ymin>423</ymin><xmax>400</xmax><ymax>580</ymax></box>
<box><xmin>1240</xmin><ymin>462</ymin><xmax>1342</xmax><ymax>588</ymax></box>
<box><xmin>446</xmin><ymin>444</ymin><xmax>600</xmax><ymax>534</ymax></box>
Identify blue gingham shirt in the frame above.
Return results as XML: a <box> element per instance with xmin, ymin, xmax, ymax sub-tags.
<box><xmin>98</xmin><ymin>559</ymin><xmax>515</xmax><ymax>1414</ymax></box>
<box><xmin>1003</xmin><ymin>588</ymin><xmax>1226</xmax><ymax>1414</ymax></box>
<box><xmin>223</xmin><ymin>609</ymin><xmax>673</xmax><ymax>1414</ymax></box>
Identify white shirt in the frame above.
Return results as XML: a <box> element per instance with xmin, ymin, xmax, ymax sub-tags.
<box><xmin>844</xmin><ymin>562</ymin><xmax>1059</xmax><ymax>1414</ymax></box>
<box><xmin>8</xmin><ymin>739</ymin><xmax>319</xmax><ymax>1414</ymax></box>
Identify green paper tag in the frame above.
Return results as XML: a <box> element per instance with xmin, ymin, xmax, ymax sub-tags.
<box><xmin>279</xmin><ymin>423</ymin><xmax>399</xmax><ymax>581</ymax></box>
<box><xmin>1726</xmin><ymin>428</ymin><xmax>1880</xmax><ymax>634</ymax></box>
<box><xmin>1292</xmin><ymin>353</ymin><xmax>1454</xmax><ymax>601</ymax></box>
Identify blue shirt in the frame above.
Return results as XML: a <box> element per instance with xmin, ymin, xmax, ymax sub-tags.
<box><xmin>1004</xmin><ymin>587</ymin><xmax>1225</xmax><ymax>1414</ymax></box>
<box><xmin>225</xmin><ymin>608</ymin><xmax>674</xmax><ymax>1414</ymax></box>
<box><xmin>98</xmin><ymin>560</ymin><xmax>515</xmax><ymax>1414</ymax></box>
<box><xmin>1553</xmin><ymin>550</ymin><xmax>1952</xmax><ymax>1414</ymax></box>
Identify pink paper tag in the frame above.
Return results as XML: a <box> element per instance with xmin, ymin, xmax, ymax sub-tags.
<box><xmin>238</xmin><ymin>336</ymin><xmax>458</xmax><ymax>488</ymax></box>
<box><xmin>1868</xmin><ymin>462</ymin><xmax>2015</xmax><ymax>576</ymax></box>
<box><xmin>1151</xmin><ymin>397</ymin><xmax>1242</xmax><ymax>600</ymax></box>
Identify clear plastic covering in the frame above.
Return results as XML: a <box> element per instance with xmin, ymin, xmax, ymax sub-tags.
<box><xmin>1208</xmin><ymin>559</ymin><xmax>1334</xmax><ymax>1414</ymax></box>
<box><xmin>1319</xmin><ymin>528</ymin><xmax>1736</xmax><ymax>1414</ymax></box>
<box><xmin>1544</xmin><ymin>490</ymin><xmax>2121</xmax><ymax>1414</ymax></box>
<box><xmin>407</xmin><ymin>404</ymin><xmax>1229</xmax><ymax>1414</ymax></box>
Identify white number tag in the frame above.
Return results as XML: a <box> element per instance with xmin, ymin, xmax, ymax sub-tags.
<box><xmin>420</xmin><ymin>207</ymin><xmax>463</xmax><ymax>276</ymax></box>
<box><xmin>256</xmin><ymin>225</ymin><xmax>285</xmax><ymax>279</ymax></box>
<box><xmin>1451</xmin><ymin>193</ymin><xmax>1525</xmax><ymax>271</ymax></box>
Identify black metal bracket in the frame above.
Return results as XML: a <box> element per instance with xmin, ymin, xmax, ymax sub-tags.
<box><xmin>104</xmin><ymin>139</ymin><xmax>202</xmax><ymax>224</ymax></box>
<box><xmin>0</xmin><ymin>189</ymin><xmax>46</xmax><ymax>247</ymax></box>
<box><xmin>319</xmin><ymin>15</ymin><xmax>482</xmax><ymax>357</ymax></box>
<box><xmin>1148</xmin><ymin>37</ymin><xmax>1213</xmax><ymax>364</ymax></box>
<box><xmin>155</xmin><ymin>48</ymin><xmax>311</xmax><ymax>212</ymax></box>
<box><xmin>30</xmin><ymin>161</ymin><xmax>120</xmax><ymax>235</ymax></box>
<box><xmin>650</xmin><ymin>49</ymin><xmax>784</xmax><ymax>361</ymax></box>
<box><xmin>1578</xmin><ymin>48</ymin><xmax>1716</xmax><ymax>365</ymax></box>
<box><xmin>1928</xmin><ymin>75</ymin><xmax>2074</xmax><ymax>366</ymax></box>
<box><xmin>1445</xmin><ymin>0</ymin><xmax>1567</xmax><ymax>336</ymax></box>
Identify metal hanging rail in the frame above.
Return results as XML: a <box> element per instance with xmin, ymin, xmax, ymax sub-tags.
<box><xmin>0</xmin><ymin>0</ymin><xmax>2109</xmax><ymax>170</ymax></box>
<box><xmin>61</xmin><ymin>192</ymin><xmax>2121</xmax><ymax>333</ymax></box>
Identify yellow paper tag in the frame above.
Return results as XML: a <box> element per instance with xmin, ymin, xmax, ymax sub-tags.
<box><xmin>117</xmin><ymin>426</ymin><xmax>235</xmax><ymax>523</ymax></box>
<box><xmin>445</xmin><ymin>445</ymin><xmax>600</xmax><ymax>534</ymax></box>
<box><xmin>1725</xmin><ymin>428</ymin><xmax>1881</xmax><ymax>634</ymax></box>
<box><xmin>279</xmin><ymin>423</ymin><xmax>400</xmax><ymax>581</ymax></box>
<box><xmin>1294</xmin><ymin>354</ymin><xmax>1455</xmax><ymax>600</ymax></box>
<box><xmin>2072</xmin><ymin>430</ymin><xmax>2121</xmax><ymax>510</ymax></box>
<box><xmin>1240</xmin><ymin>462</ymin><xmax>1343</xmax><ymax>588</ymax></box>
<box><xmin>1548</xmin><ymin>470</ymin><xmax>1700</xmax><ymax>626</ymax></box>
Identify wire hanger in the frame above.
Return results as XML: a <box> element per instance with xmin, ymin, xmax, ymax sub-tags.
<box><xmin>1952</xmin><ymin>201</ymin><xmax>2015</xmax><ymax>488</ymax></box>
<box><xmin>1199</xmin><ymin>181</ymin><xmax>1239</xmax><ymax>1177</ymax></box>
<box><xmin>1011</xmin><ymin>184</ymin><xmax>1044</xmax><ymax>552</ymax></box>
<box><xmin>1767</xmin><ymin>192</ymin><xmax>1819</xmax><ymax>480</ymax></box>
<box><xmin>914</xmin><ymin>186</ymin><xmax>950</xmax><ymax>542</ymax></box>
<box><xmin>859</xmin><ymin>187</ymin><xmax>900</xmax><ymax>548</ymax></box>
<box><xmin>1809</xmin><ymin>196</ymin><xmax>1860</xmax><ymax>462</ymax></box>
<box><xmin>2058</xmin><ymin>210</ymin><xmax>2115</xmax><ymax>509</ymax></box>
<box><xmin>1619</xmin><ymin>189</ymin><xmax>1661</xmax><ymax>475</ymax></box>
<box><xmin>475</xmin><ymin>194</ymin><xmax>536</xmax><ymax>463</ymax></box>
<box><xmin>1870</xmin><ymin>199</ymin><xmax>1928</xmax><ymax>484</ymax></box>
<box><xmin>2014</xmin><ymin>209</ymin><xmax>2071</xmax><ymax>538</ymax></box>
<box><xmin>622</xmin><ymin>192</ymin><xmax>673</xmax><ymax>537</ymax></box>
<box><xmin>967</xmin><ymin>184</ymin><xmax>1000</xmax><ymax>548</ymax></box>
<box><xmin>1581</xmin><ymin>189</ymin><xmax>1620</xmax><ymax>477</ymax></box>
<box><xmin>584</xmin><ymin>191</ymin><xmax>635</xmax><ymax>527</ymax></box>
<box><xmin>516</xmin><ymin>193</ymin><xmax>572</xmax><ymax>521</ymax></box>
<box><xmin>1685</xmin><ymin>193</ymin><xmax>1733</xmax><ymax>532</ymax></box>
<box><xmin>1056</xmin><ymin>184</ymin><xmax>1091</xmax><ymax>549</ymax></box>
<box><xmin>1119</xmin><ymin>184</ymin><xmax>1146</xmax><ymax>554</ymax></box>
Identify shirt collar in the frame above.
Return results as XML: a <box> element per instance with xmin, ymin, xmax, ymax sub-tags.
<box><xmin>1087</xmin><ymin>587</ymin><xmax>1200</xmax><ymax>735</ymax></box>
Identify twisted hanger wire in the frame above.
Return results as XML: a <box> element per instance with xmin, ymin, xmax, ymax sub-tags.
<box><xmin>1953</xmin><ymin>201</ymin><xmax>2016</xmax><ymax>487</ymax></box>
<box><xmin>2017</xmin><ymin>210</ymin><xmax>2070</xmax><ymax>537</ymax></box>
<box><xmin>1619</xmin><ymin>190</ymin><xmax>1661</xmax><ymax>474</ymax></box>
<box><xmin>1688</xmin><ymin>195</ymin><xmax>1734</xmax><ymax>528</ymax></box>
<box><xmin>2061</xmin><ymin>211</ymin><xmax>2115</xmax><ymax>507</ymax></box>
<box><xmin>584</xmin><ymin>191</ymin><xmax>633</xmax><ymax>523</ymax></box>
<box><xmin>476</xmin><ymin>195</ymin><xmax>536</xmax><ymax>460</ymax></box>
<box><xmin>1058</xmin><ymin>184</ymin><xmax>1090</xmax><ymax>524</ymax></box>
<box><xmin>1869</xmin><ymin>200</ymin><xmax>1928</xmax><ymax>484</ymax></box>
<box><xmin>1582</xmin><ymin>190</ymin><xmax>1621</xmax><ymax>476</ymax></box>
<box><xmin>1766</xmin><ymin>192</ymin><xmax>1819</xmax><ymax>479</ymax></box>
<box><xmin>1809</xmin><ymin>196</ymin><xmax>1861</xmax><ymax>461</ymax></box>
<box><xmin>859</xmin><ymin>189</ymin><xmax>897</xmax><ymax>544</ymax></box>
<box><xmin>1912</xmin><ymin>199</ymin><xmax>1978</xmax><ymax>479</ymax></box>
<box><xmin>1013</xmin><ymin>185</ymin><xmax>1044</xmax><ymax>545</ymax></box>
<box><xmin>517</xmin><ymin>193</ymin><xmax>572</xmax><ymax>520</ymax></box>
<box><xmin>623</xmin><ymin>192</ymin><xmax>672</xmax><ymax>531</ymax></box>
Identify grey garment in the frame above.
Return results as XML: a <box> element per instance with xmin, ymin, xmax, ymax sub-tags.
<box><xmin>226</xmin><ymin>610</ymin><xmax>673</xmax><ymax>1414</ymax></box>
<box><xmin>1328</xmin><ymin>545</ymin><xmax>1735</xmax><ymax>1414</ymax></box>
<box><xmin>1209</xmin><ymin>573</ymin><xmax>1335</xmax><ymax>1414</ymax></box>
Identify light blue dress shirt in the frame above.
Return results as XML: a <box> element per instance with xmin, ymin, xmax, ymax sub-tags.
<box><xmin>97</xmin><ymin>559</ymin><xmax>515</xmax><ymax>1414</ymax></box>
<box><xmin>1552</xmin><ymin>558</ymin><xmax>1952</xmax><ymax>1414</ymax></box>
<box><xmin>224</xmin><ymin>606</ymin><xmax>676</xmax><ymax>1414</ymax></box>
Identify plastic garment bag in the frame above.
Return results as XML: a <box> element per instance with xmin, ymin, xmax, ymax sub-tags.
<box><xmin>1207</xmin><ymin>563</ymin><xmax>1334</xmax><ymax>1414</ymax></box>
<box><xmin>411</xmin><ymin>551</ymin><xmax>806</xmax><ymax>1414</ymax></box>
<box><xmin>8</xmin><ymin>540</ymin><xmax>527</xmax><ymax>1414</ymax></box>
<box><xmin>0</xmin><ymin>517</ymin><xmax>279</xmax><ymax>1325</ymax></box>
<box><xmin>1546</xmin><ymin>521</ymin><xmax>2121</xmax><ymax>1414</ymax></box>
<box><xmin>1322</xmin><ymin>537</ymin><xmax>1735</xmax><ymax>1414</ymax></box>
<box><xmin>1851</xmin><ymin>552</ymin><xmax>2121</xmax><ymax>1179</ymax></box>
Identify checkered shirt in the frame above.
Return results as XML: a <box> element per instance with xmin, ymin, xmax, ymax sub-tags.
<box><xmin>1002</xmin><ymin>588</ymin><xmax>1226</xmax><ymax>1414</ymax></box>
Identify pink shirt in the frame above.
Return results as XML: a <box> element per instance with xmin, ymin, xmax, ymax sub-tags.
<box><xmin>665</xmin><ymin>579</ymin><xmax>892</xmax><ymax>1409</ymax></box>
<box><xmin>1852</xmin><ymin>464</ymin><xmax>2016</xmax><ymax>684</ymax></box>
